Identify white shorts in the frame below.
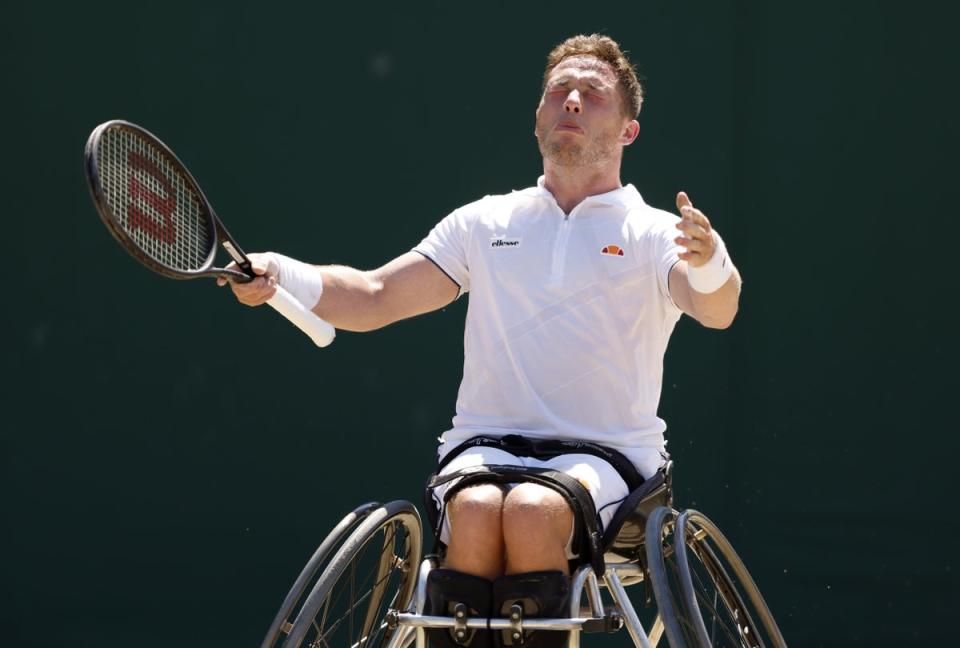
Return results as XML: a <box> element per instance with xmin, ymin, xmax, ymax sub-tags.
<box><xmin>430</xmin><ymin>447</ymin><xmax>632</xmax><ymax>559</ymax></box>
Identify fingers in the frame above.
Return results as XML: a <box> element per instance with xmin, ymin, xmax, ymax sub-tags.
<box><xmin>215</xmin><ymin>263</ymin><xmax>236</xmax><ymax>287</ymax></box>
<box><xmin>674</xmin><ymin>208</ymin><xmax>712</xmax><ymax>243</ymax></box>
<box><xmin>674</xmin><ymin>233</ymin><xmax>711</xmax><ymax>253</ymax></box>
<box><xmin>229</xmin><ymin>274</ymin><xmax>278</xmax><ymax>306</ymax></box>
<box><xmin>216</xmin><ymin>260</ymin><xmax>243</xmax><ymax>287</ymax></box>
<box><xmin>676</xmin><ymin>213</ymin><xmax>711</xmax><ymax>237</ymax></box>
<box><xmin>675</xmin><ymin>192</ymin><xmax>711</xmax><ymax>229</ymax></box>
<box><xmin>676</xmin><ymin>249</ymin><xmax>705</xmax><ymax>264</ymax></box>
<box><xmin>217</xmin><ymin>254</ymin><xmax>279</xmax><ymax>306</ymax></box>
<box><xmin>675</xmin><ymin>191</ymin><xmax>716</xmax><ymax>268</ymax></box>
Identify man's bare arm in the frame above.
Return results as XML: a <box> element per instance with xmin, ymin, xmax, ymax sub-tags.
<box><xmin>667</xmin><ymin>191</ymin><xmax>741</xmax><ymax>329</ymax></box>
<box><xmin>220</xmin><ymin>251</ymin><xmax>459</xmax><ymax>332</ymax></box>
<box><xmin>669</xmin><ymin>262</ymin><xmax>741</xmax><ymax>329</ymax></box>
<box><xmin>315</xmin><ymin>252</ymin><xmax>459</xmax><ymax>331</ymax></box>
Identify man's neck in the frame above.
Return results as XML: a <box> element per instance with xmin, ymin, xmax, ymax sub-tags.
<box><xmin>541</xmin><ymin>160</ymin><xmax>623</xmax><ymax>214</ymax></box>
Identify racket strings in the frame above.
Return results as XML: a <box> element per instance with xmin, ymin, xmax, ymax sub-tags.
<box><xmin>97</xmin><ymin>127</ymin><xmax>212</xmax><ymax>272</ymax></box>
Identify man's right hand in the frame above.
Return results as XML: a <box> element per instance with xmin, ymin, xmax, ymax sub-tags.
<box><xmin>216</xmin><ymin>252</ymin><xmax>279</xmax><ymax>306</ymax></box>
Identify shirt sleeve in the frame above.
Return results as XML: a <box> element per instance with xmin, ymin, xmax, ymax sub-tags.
<box><xmin>413</xmin><ymin>206</ymin><xmax>474</xmax><ymax>298</ymax></box>
<box><xmin>654</xmin><ymin>215</ymin><xmax>685</xmax><ymax>313</ymax></box>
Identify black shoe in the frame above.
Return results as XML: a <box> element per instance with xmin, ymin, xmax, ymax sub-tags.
<box><xmin>492</xmin><ymin>571</ymin><xmax>570</xmax><ymax>648</ymax></box>
<box><xmin>425</xmin><ymin>568</ymin><xmax>493</xmax><ymax>648</ymax></box>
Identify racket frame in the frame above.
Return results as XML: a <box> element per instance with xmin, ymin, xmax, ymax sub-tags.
<box><xmin>84</xmin><ymin>119</ymin><xmax>336</xmax><ymax>347</ymax></box>
<box><xmin>84</xmin><ymin>119</ymin><xmax>252</xmax><ymax>283</ymax></box>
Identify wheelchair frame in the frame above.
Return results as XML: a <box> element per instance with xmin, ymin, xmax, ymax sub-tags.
<box><xmin>262</xmin><ymin>483</ymin><xmax>786</xmax><ymax>648</ymax></box>
<box><xmin>390</xmin><ymin>554</ymin><xmax>667</xmax><ymax>648</ymax></box>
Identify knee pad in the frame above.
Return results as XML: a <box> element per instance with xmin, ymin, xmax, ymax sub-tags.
<box><xmin>425</xmin><ymin>568</ymin><xmax>493</xmax><ymax>648</ymax></box>
<box><xmin>492</xmin><ymin>571</ymin><xmax>570</xmax><ymax>648</ymax></box>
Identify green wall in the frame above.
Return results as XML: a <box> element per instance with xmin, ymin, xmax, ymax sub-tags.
<box><xmin>2</xmin><ymin>1</ymin><xmax>956</xmax><ymax>645</ymax></box>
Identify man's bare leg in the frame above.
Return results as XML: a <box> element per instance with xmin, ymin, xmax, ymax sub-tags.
<box><xmin>443</xmin><ymin>483</ymin><xmax>507</xmax><ymax>580</ymax></box>
<box><xmin>501</xmin><ymin>483</ymin><xmax>573</xmax><ymax>575</ymax></box>
<box><xmin>428</xmin><ymin>485</ymin><xmax>504</xmax><ymax>648</ymax></box>
<box><xmin>492</xmin><ymin>484</ymin><xmax>574</xmax><ymax>648</ymax></box>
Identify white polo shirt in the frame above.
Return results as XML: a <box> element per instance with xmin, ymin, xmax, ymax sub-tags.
<box><xmin>414</xmin><ymin>177</ymin><xmax>684</xmax><ymax>478</ymax></box>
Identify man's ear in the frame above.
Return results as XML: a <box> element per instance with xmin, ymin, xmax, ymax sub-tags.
<box><xmin>621</xmin><ymin>119</ymin><xmax>640</xmax><ymax>146</ymax></box>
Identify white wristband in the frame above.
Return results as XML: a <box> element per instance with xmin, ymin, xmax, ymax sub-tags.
<box><xmin>266</xmin><ymin>252</ymin><xmax>324</xmax><ymax>309</ymax></box>
<box><xmin>686</xmin><ymin>230</ymin><xmax>733</xmax><ymax>294</ymax></box>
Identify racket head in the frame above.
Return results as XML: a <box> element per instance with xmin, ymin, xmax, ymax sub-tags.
<box><xmin>85</xmin><ymin>120</ymin><xmax>243</xmax><ymax>280</ymax></box>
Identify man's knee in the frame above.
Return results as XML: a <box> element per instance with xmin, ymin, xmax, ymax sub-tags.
<box><xmin>501</xmin><ymin>483</ymin><xmax>572</xmax><ymax>540</ymax></box>
<box><xmin>448</xmin><ymin>484</ymin><xmax>506</xmax><ymax>536</ymax></box>
<box><xmin>444</xmin><ymin>484</ymin><xmax>507</xmax><ymax>580</ymax></box>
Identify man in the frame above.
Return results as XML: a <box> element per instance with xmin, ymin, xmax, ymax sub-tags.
<box><xmin>224</xmin><ymin>34</ymin><xmax>740</xmax><ymax>648</ymax></box>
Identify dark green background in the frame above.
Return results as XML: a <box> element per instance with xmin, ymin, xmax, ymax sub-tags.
<box><xmin>2</xmin><ymin>1</ymin><xmax>956</xmax><ymax>646</ymax></box>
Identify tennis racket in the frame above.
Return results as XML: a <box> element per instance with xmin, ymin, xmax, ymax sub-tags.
<box><xmin>84</xmin><ymin>119</ymin><xmax>335</xmax><ymax>347</ymax></box>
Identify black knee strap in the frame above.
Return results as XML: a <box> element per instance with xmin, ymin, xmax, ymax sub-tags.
<box><xmin>492</xmin><ymin>571</ymin><xmax>570</xmax><ymax>648</ymax></box>
<box><xmin>425</xmin><ymin>569</ymin><xmax>493</xmax><ymax>648</ymax></box>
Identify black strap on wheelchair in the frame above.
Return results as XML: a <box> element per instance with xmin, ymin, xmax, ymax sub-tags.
<box><xmin>426</xmin><ymin>463</ymin><xmax>609</xmax><ymax>579</ymax></box>
<box><xmin>434</xmin><ymin>434</ymin><xmax>647</xmax><ymax>492</ymax></box>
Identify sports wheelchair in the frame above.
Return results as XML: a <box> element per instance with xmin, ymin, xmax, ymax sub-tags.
<box><xmin>260</xmin><ymin>464</ymin><xmax>786</xmax><ymax>648</ymax></box>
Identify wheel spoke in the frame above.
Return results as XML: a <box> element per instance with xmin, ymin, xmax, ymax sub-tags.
<box><xmin>278</xmin><ymin>503</ymin><xmax>421</xmax><ymax>648</ymax></box>
<box><xmin>320</xmin><ymin>552</ymin><xmax>405</xmax><ymax>634</ymax></box>
<box><xmin>690</xmin><ymin>536</ymin><xmax>764</xmax><ymax>648</ymax></box>
<box><xmin>687</xmin><ymin>563</ymin><xmax>743</xmax><ymax>645</ymax></box>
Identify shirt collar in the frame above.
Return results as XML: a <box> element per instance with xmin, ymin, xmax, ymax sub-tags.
<box><xmin>516</xmin><ymin>175</ymin><xmax>645</xmax><ymax>209</ymax></box>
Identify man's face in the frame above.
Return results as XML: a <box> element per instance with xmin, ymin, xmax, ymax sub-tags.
<box><xmin>535</xmin><ymin>56</ymin><xmax>635</xmax><ymax>167</ymax></box>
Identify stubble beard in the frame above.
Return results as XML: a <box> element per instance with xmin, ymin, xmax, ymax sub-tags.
<box><xmin>537</xmin><ymin>125</ymin><xmax>620</xmax><ymax>168</ymax></box>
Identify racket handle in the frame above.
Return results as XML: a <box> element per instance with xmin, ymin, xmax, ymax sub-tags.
<box><xmin>266</xmin><ymin>285</ymin><xmax>336</xmax><ymax>347</ymax></box>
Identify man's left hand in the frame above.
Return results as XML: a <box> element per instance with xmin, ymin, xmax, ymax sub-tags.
<box><xmin>674</xmin><ymin>192</ymin><xmax>716</xmax><ymax>268</ymax></box>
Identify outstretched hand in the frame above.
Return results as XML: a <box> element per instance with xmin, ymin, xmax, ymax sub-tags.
<box><xmin>216</xmin><ymin>252</ymin><xmax>279</xmax><ymax>306</ymax></box>
<box><xmin>674</xmin><ymin>192</ymin><xmax>718</xmax><ymax>268</ymax></box>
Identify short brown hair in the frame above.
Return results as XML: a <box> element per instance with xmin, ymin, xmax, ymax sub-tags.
<box><xmin>543</xmin><ymin>34</ymin><xmax>644</xmax><ymax>118</ymax></box>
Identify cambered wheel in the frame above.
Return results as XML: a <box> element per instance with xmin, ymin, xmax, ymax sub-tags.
<box><xmin>262</xmin><ymin>502</ymin><xmax>382</xmax><ymax>648</ymax></box>
<box><xmin>645</xmin><ymin>507</ymin><xmax>786</xmax><ymax>648</ymax></box>
<box><xmin>282</xmin><ymin>500</ymin><xmax>423</xmax><ymax>648</ymax></box>
<box><xmin>674</xmin><ymin>510</ymin><xmax>786</xmax><ymax>648</ymax></box>
<box><xmin>646</xmin><ymin>506</ymin><xmax>697</xmax><ymax>647</ymax></box>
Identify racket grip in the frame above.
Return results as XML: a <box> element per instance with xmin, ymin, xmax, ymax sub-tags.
<box><xmin>266</xmin><ymin>285</ymin><xmax>336</xmax><ymax>347</ymax></box>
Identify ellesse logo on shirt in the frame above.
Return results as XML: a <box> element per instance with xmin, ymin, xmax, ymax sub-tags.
<box><xmin>601</xmin><ymin>245</ymin><xmax>625</xmax><ymax>256</ymax></box>
<box><xmin>490</xmin><ymin>237</ymin><xmax>521</xmax><ymax>249</ymax></box>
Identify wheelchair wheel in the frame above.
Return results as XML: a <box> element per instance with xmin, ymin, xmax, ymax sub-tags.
<box><xmin>674</xmin><ymin>510</ymin><xmax>785</xmax><ymax>648</ymax></box>
<box><xmin>282</xmin><ymin>500</ymin><xmax>423</xmax><ymax>648</ymax></box>
<box><xmin>645</xmin><ymin>507</ymin><xmax>785</xmax><ymax>648</ymax></box>
<box><xmin>262</xmin><ymin>502</ymin><xmax>382</xmax><ymax>648</ymax></box>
